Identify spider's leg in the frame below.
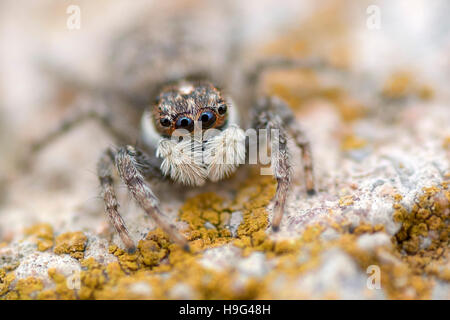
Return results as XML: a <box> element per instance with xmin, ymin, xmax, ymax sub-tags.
<box><xmin>30</xmin><ymin>107</ymin><xmax>130</xmax><ymax>154</ymax></box>
<box><xmin>97</xmin><ymin>148</ymin><xmax>136</xmax><ymax>253</ymax></box>
<box><xmin>39</xmin><ymin>58</ymin><xmax>150</xmax><ymax>108</ymax></box>
<box><xmin>245</xmin><ymin>57</ymin><xmax>329</xmax><ymax>103</ymax></box>
<box><xmin>247</xmin><ymin>57</ymin><xmax>327</xmax><ymax>83</ymax></box>
<box><xmin>38</xmin><ymin>58</ymin><xmax>105</xmax><ymax>95</ymax></box>
<box><xmin>252</xmin><ymin>97</ymin><xmax>292</xmax><ymax>231</ymax></box>
<box><xmin>30</xmin><ymin>58</ymin><xmax>142</xmax><ymax>157</ymax></box>
<box><xmin>115</xmin><ymin>145</ymin><xmax>190</xmax><ymax>252</ymax></box>
<box><xmin>259</xmin><ymin>95</ymin><xmax>316</xmax><ymax>195</ymax></box>
<box><xmin>287</xmin><ymin>123</ymin><xmax>315</xmax><ymax>195</ymax></box>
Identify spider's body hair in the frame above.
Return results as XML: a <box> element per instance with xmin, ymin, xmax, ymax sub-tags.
<box><xmin>156</xmin><ymin>137</ymin><xmax>207</xmax><ymax>186</ymax></box>
<box><xmin>155</xmin><ymin>125</ymin><xmax>246</xmax><ymax>186</ymax></box>
<box><xmin>141</xmin><ymin>81</ymin><xmax>245</xmax><ymax>186</ymax></box>
<box><xmin>204</xmin><ymin>124</ymin><xmax>246</xmax><ymax>182</ymax></box>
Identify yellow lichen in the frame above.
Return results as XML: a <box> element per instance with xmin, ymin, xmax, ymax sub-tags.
<box><xmin>54</xmin><ymin>231</ymin><xmax>87</xmax><ymax>259</ymax></box>
<box><xmin>38</xmin><ymin>268</ymin><xmax>77</xmax><ymax>300</ymax></box>
<box><xmin>24</xmin><ymin>223</ymin><xmax>54</xmax><ymax>252</ymax></box>
<box><xmin>0</xmin><ymin>269</ymin><xmax>15</xmax><ymax>298</ymax></box>
<box><xmin>339</xmin><ymin>195</ymin><xmax>354</xmax><ymax>206</ymax></box>
<box><xmin>393</xmin><ymin>182</ymin><xmax>449</xmax><ymax>285</ymax></box>
<box><xmin>417</xmin><ymin>84</ymin><xmax>434</xmax><ymax>100</ymax></box>
<box><xmin>341</xmin><ymin>134</ymin><xmax>367</xmax><ymax>151</ymax></box>
<box><xmin>382</xmin><ymin>72</ymin><xmax>413</xmax><ymax>99</ymax></box>
<box><xmin>14</xmin><ymin>277</ymin><xmax>44</xmax><ymax>300</ymax></box>
<box><xmin>179</xmin><ymin>192</ymin><xmax>232</xmax><ymax>251</ymax></box>
<box><xmin>382</xmin><ymin>71</ymin><xmax>434</xmax><ymax>101</ymax></box>
<box><xmin>443</xmin><ymin>136</ymin><xmax>450</xmax><ymax>150</ymax></box>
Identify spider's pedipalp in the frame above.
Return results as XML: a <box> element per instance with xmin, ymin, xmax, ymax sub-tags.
<box><xmin>156</xmin><ymin>138</ymin><xmax>207</xmax><ymax>186</ymax></box>
<box><xmin>204</xmin><ymin>124</ymin><xmax>246</xmax><ymax>182</ymax></box>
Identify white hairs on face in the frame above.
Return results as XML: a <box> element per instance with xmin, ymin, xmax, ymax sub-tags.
<box><xmin>156</xmin><ymin>138</ymin><xmax>207</xmax><ymax>186</ymax></box>
<box><xmin>156</xmin><ymin>125</ymin><xmax>246</xmax><ymax>186</ymax></box>
<box><xmin>204</xmin><ymin>125</ymin><xmax>246</xmax><ymax>182</ymax></box>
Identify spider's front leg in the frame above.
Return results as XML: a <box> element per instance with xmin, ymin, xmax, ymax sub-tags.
<box><xmin>31</xmin><ymin>107</ymin><xmax>130</xmax><ymax>155</ymax></box>
<box><xmin>252</xmin><ymin>96</ymin><xmax>316</xmax><ymax>231</ymax></box>
<box><xmin>113</xmin><ymin>146</ymin><xmax>190</xmax><ymax>252</ymax></box>
<box><xmin>98</xmin><ymin>148</ymin><xmax>136</xmax><ymax>253</ymax></box>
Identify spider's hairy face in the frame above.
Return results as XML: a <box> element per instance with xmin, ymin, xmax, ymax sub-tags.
<box><xmin>141</xmin><ymin>81</ymin><xmax>246</xmax><ymax>186</ymax></box>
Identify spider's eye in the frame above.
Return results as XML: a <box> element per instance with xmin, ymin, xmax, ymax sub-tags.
<box><xmin>175</xmin><ymin>116</ymin><xmax>194</xmax><ymax>131</ymax></box>
<box><xmin>218</xmin><ymin>105</ymin><xmax>227</xmax><ymax>115</ymax></box>
<box><xmin>160</xmin><ymin>117</ymin><xmax>171</xmax><ymax>127</ymax></box>
<box><xmin>199</xmin><ymin>110</ymin><xmax>216</xmax><ymax>129</ymax></box>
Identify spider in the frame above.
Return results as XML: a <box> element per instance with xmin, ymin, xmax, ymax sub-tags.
<box><xmin>30</xmin><ymin>5</ymin><xmax>326</xmax><ymax>253</ymax></box>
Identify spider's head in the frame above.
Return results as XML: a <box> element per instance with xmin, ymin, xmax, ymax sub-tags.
<box><xmin>141</xmin><ymin>80</ymin><xmax>245</xmax><ymax>186</ymax></box>
<box><xmin>152</xmin><ymin>81</ymin><xmax>229</xmax><ymax>137</ymax></box>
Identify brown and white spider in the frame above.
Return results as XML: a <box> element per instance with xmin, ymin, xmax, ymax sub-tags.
<box><xmin>31</xmin><ymin>4</ymin><xmax>324</xmax><ymax>253</ymax></box>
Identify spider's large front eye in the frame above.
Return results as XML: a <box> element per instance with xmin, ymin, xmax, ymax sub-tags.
<box><xmin>175</xmin><ymin>116</ymin><xmax>194</xmax><ymax>131</ymax></box>
<box><xmin>160</xmin><ymin>117</ymin><xmax>171</xmax><ymax>127</ymax></box>
<box><xmin>199</xmin><ymin>111</ymin><xmax>216</xmax><ymax>129</ymax></box>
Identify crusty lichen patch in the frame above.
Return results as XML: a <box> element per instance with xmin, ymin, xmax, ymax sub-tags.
<box><xmin>54</xmin><ymin>231</ymin><xmax>87</xmax><ymax>259</ymax></box>
<box><xmin>38</xmin><ymin>268</ymin><xmax>77</xmax><ymax>300</ymax></box>
<box><xmin>7</xmin><ymin>277</ymin><xmax>43</xmax><ymax>300</ymax></box>
<box><xmin>24</xmin><ymin>223</ymin><xmax>54</xmax><ymax>252</ymax></box>
<box><xmin>0</xmin><ymin>268</ymin><xmax>15</xmax><ymax>297</ymax></box>
<box><xmin>393</xmin><ymin>182</ymin><xmax>449</xmax><ymax>283</ymax></box>
<box><xmin>180</xmin><ymin>192</ymin><xmax>233</xmax><ymax>251</ymax></box>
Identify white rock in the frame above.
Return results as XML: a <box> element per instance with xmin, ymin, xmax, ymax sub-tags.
<box><xmin>357</xmin><ymin>232</ymin><xmax>391</xmax><ymax>252</ymax></box>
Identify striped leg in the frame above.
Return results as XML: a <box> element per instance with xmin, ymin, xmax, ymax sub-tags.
<box><xmin>252</xmin><ymin>97</ymin><xmax>292</xmax><ymax>231</ymax></box>
<box><xmin>97</xmin><ymin>148</ymin><xmax>136</xmax><ymax>253</ymax></box>
<box><xmin>114</xmin><ymin>146</ymin><xmax>190</xmax><ymax>252</ymax></box>
<box><xmin>252</xmin><ymin>96</ymin><xmax>316</xmax><ymax>230</ymax></box>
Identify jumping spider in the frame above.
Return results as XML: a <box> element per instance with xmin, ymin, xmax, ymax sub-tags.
<box><xmin>32</xmin><ymin>9</ymin><xmax>324</xmax><ymax>253</ymax></box>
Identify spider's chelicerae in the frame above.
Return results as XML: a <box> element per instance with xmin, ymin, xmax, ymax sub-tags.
<box><xmin>32</xmin><ymin>5</ymin><xmax>324</xmax><ymax>253</ymax></box>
